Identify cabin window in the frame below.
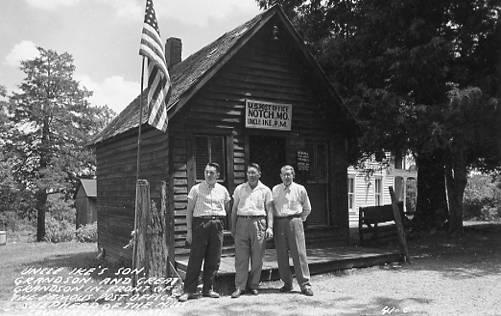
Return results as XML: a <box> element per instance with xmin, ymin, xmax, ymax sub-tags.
<box><xmin>296</xmin><ymin>142</ymin><xmax>328</xmax><ymax>184</ymax></box>
<box><xmin>194</xmin><ymin>135</ymin><xmax>226</xmax><ymax>181</ymax></box>
<box><xmin>347</xmin><ymin>177</ymin><xmax>355</xmax><ymax>211</ymax></box>
<box><xmin>375</xmin><ymin>177</ymin><xmax>382</xmax><ymax>206</ymax></box>
<box><xmin>307</xmin><ymin>143</ymin><xmax>328</xmax><ymax>182</ymax></box>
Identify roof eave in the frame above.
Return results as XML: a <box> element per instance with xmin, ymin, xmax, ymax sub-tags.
<box><xmin>167</xmin><ymin>8</ymin><xmax>278</xmax><ymax>120</ymax></box>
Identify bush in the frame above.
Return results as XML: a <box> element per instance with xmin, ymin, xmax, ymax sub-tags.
<box><xmin>47</xmin><ymin>194</ymin><xmax>76</xmax><ymax>224</ymax></box>
<box><xmin>76</xmin><ymin>222</ymin><xmax>97</xmax><ymax>242</ymax></box>
<box><xmin>44</xmin><ymin>216</ymin><xmax>75</xmax><ymax>243</ymax></box>
<box><xmin>43</xmin><ymin>194</ymin><xmax>77</xmax><ymax>243</ymax></box>
<box><xmin>464</xmin><ymin>174</ymin><xmax>501</xmax><ymax>221</ymax></box>
<box><xmin>0</xmin><ymin>211</ymin><xmax>16</xmax><ymax>230</ymax></box>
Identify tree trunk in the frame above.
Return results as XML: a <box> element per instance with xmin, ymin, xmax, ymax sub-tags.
<box><xmin>413</xmin><ymin>151</ymin><xmax>448</xmax><ymax>230</ymax></box>
<box><xmin>445</xmin><ymin>148</ymin><xmax>467</xmax><ymax>234</ymax></box>
<box><xmin>36</xmin><ymin>190</ymin><xmax>47</xmax><ymax>241</ymax></box>
<box><xmin>36</xmin><ymin>104</ymin><xmax>50</xmax><ymax>241</ymax></box>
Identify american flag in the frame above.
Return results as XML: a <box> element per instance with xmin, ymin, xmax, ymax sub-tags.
<box><xmin>139</xmin><ymin>0</ymin><xmax>170</xmax><ymax>132</ymax></box>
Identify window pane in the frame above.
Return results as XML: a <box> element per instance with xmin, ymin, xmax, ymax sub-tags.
<box><xmin>195</xmin><ymin>135</ymin><xmax>225</xmax><ymax>181</ymax></box>
<box><xmin>195</xmin><ymin>136</ymin><xmax>209</xmax><ymax>180</ymax></box>
<box><xmin>347</xmin><ymin>178</ymin><xmax>354</xmax><ymax>210</ymax></box>
<box><xmin>210</xmin><ymin>136</ymin><xmax>224</xmax><ymax>172</ymax></box>
<box><xmin>302</xmin><ymin>142</ymin><xmax>327</xmax><ymax>182</ymax></box>
<box><xmin>375</xmin><ymin>178</ymin><xmax>382</xmax><ymax>206</ymax></box>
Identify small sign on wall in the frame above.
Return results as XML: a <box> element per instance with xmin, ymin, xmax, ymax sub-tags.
<box><xmin>245</xmin><ymin>99</ymin><xmax>292</xmax><ymax>131</ymax></box>
<box><xmin>297</xmin><ymin>150</ymin><xmax>310</xmax><ymax>171</ymax></box>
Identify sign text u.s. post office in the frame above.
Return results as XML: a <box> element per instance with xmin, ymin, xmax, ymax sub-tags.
<box><xmin>245</xmin><ymin>100</ymin><xmax>292</xmax><ymax>131</ymax></box>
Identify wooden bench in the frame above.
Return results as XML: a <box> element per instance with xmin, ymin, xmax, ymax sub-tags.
<box><xmin>358</xmin><ymin>202</ymin><xmax>407</xmax><ymax>244</ymax></box>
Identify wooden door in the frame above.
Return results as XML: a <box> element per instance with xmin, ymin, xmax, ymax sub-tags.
<box><xmin>297</xmin><ymin>142</ymin><xmax>329</xmax><ymax>226</ymax></box>
<box><xmin>249</xmin><ymin>135</ymin><xmax>285</xmax><ymax>188</ymax></box>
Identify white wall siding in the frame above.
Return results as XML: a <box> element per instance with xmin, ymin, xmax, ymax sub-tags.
<box><xmin>347</xmin><ymin>168</ymin><xmax>402</xmax><ymax>226</ymax></box>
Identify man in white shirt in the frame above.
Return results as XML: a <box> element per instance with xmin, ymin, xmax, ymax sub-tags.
<box><xmin>272</xmin><ymin>165</ymin><xmax>313</xmax><ymax>296</ymax></box>
<box><xmin>178</xmin><ymin>162</ymin><xmax>231</xmax><ymax>302</ymax></box>
<box><xmin>230</xmin><ymin>163</ymin><xmax>273</xmax><ymax>298</ymax></box>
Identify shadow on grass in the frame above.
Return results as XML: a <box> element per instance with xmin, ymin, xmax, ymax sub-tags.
<box><xmin>366</xmin><ymin>222</ymin><xmax>501</xmax><ymax>280</ymax></box>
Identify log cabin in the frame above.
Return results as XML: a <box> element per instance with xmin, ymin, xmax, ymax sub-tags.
<box><xmin>91</xmin><ymin>5</ymin><xmax>357</xmax><ymax>264</ymax></box>
<box><xmin>74</xmin><ymin>178</ymin><xmax>97</xmax><ymax>228</ymax></box>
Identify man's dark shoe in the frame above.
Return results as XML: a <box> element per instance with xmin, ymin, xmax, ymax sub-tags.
<box><xmin>231</xmin><ymin>288</ymin><xmax>242</xmax><ymax>298</ymax></box>
<box><xmin>178</xmin><ymin>292</ymin><xmax>197</xmax><ymax>302</ymax></box>
<box><xmin>202</xmin><ymin>290</ymin><xmax>220</xmax><ymax>298</ymax></box>
<box><xmin>301</xmin><ymin>287</ymin><xmax>314</xmax><ymax>296</ymax></box>
<box><xmin>279</xmin><ymin>285</ymin><xmax>292</xmax><ymax>293</ymax></box>
<box><xmin>249</xmin><ymin>289</ymin><xmax>258</xmax><ymax>295</ymax></box>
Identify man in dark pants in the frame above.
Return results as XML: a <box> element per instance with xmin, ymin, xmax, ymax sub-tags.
<box><xmin>178</xmin><ymin>162</ymin><xmax>230</xmax><ymax>302</ymax></box>
<box><xmin>272</xmin><ymin>165</ymin><xmax>313</xmax><ymax>296</ymax></box>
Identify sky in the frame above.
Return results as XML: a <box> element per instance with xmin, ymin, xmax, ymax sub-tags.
<box><xmin>0</xmin><ymin>0</ymin><xmax>262</xmax><ymax>114</ymax></box>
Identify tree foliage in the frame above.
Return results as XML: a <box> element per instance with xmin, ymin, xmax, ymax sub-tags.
<box><xmin>0</xmin><ymin>85</ymin><xmax>9</xmax><ymax>138</ymax></box>
<box><xmin>464</xmin><ymin>174</ymin><xmax>501</xmax><ymax>220</ymax></box>
<box><xmin>5</xmin><ymin>47</ymin><xmax>115</xmax><ymax>240</ymax></box>
<box><xmin>258</xmin><ymin>0</ymin><xmax>501</xmax><ymax>231</ymax></box>
<box><xmin>0</xmin><ymin>86</ymin><xmax>28</xmax><ymax>226</ymax></box>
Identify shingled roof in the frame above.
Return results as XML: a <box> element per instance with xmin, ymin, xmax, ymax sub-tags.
<box><xmin>92</xmin><ymin>6</ymin><xmax>277</xmax><ymax>145</ymax></box>
<box><xmin>91</xmin><ymin>4</ymin><xmax>354</xmax><ymax>145</ymax></box>
<box><xmin>74</xmin><ymin>178</ymin><xmax>96</xmax><ymax>199</ymax></box>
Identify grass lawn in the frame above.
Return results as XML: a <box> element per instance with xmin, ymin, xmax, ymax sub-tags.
<box><xmin>1</xmin><ymin>222</ymin><xmax>500</xmax><ymax>315</ymax></box>
<box><xmin>0</xmin><ymin>241</ymin><xmax>99</xmax><ymax>304</ymax></box>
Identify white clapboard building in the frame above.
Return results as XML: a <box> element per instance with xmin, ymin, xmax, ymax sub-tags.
<box><xmin>347</xmin><ymin>153</ymin><xmax>417</xmax><ymax>226</ymax></box>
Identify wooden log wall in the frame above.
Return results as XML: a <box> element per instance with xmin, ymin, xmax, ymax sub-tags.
<box><xmin>96</xmin><ymin>126</ymin><xmax>169</xmax><ymax>264</ymax></box>
<box><xmin>97</xmin><ymin>18</ymin><xmax>352</xmax><ymax>261</ymax></box>
<box><xmin>168</xmin><ymin>21</ymin><xmax>350</xmax><ymax>251</ymax></box>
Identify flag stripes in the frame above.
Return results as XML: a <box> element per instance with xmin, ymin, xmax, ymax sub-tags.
<box><xmin>139</xmin><ymin>0</ymin><xmax>170</xmax><ymax>132</ymax></box>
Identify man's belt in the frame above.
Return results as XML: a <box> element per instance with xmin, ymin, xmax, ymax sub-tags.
<box><xmin>275</xmin><ymin>214</ymin><xmax>302</xmax><ymax>220</ymax></box>
<box><xmin>193</xmin><ymin>216</ymin><xmax>225</xmax><ymax>220</ymax></box>
<box><xmin>237</xmin><ymin>215</ymin><xmax>266</xmax><ymax>219</ymax></box>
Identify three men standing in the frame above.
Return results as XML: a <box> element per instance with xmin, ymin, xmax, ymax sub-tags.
<box><xmin>230</xmin><ymin>163</ymin><xmax>273</xmax><ymax>298</ymax></box>
<box><xmin>179</xmin><ymin>162</ymin><xmax>313</xmax><ymax>301</ymax></box>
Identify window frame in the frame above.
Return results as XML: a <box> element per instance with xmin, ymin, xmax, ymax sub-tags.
<box><xmin>374</xmin><ymin>176</ymin><xmax>382</xmax><ymax>206</ymax></box>
<box><xmin>347</xmin><ymin>176</ymin><xmax>355</xmax><ymax>211</ymax></box>
<box><xmin>193</xmin><ymin>134</ymin><xmax>227</xmax><ymax>183</ymax></box>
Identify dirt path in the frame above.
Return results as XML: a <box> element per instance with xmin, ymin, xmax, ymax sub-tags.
<box><xmin>1</xmin><ymin>222</ymin><xmax>500</xmax><ymax>315</ymax></box>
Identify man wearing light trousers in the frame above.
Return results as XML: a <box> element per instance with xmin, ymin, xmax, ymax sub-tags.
<box><xmin>272</xmin><ymin>165</ymin><xmax>313</xmax><ymax>296</ymax></box>
<box><xmin>230</xmin><ymin>163</ymin><xmax>273</xmax><ymax>298</ymax></box>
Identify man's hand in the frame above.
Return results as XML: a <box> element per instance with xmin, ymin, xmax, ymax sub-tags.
<box><xmin>265</xmin><ymin>227</ymin><xmax>274</xmax><ymax>240</ymax></box>
<box><xmin>186</xmin><ymin>230</ymin><xmax>192</xmax><ymax>245</ymax></box>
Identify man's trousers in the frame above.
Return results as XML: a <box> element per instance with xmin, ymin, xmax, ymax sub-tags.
<box><xmin>184</xmin><ymin>217</ymin><xmax>224</xmax><ymax>293</ymax></box>
<box><xmin>273</xmin><ymin>216</ymin><xmax>311</xmax><ymax>290</ymax></box>
<box><xmin>234</xmin><ymin>216</ymin><xmax>267</xmax><ymax>291</ymax></box>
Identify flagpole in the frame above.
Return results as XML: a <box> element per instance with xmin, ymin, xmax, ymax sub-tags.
<box><xmin>136</xmin><ymin>57</ymin><xmax>145</xmax><ymax>183</ymax></box>
<box><xmin>134</xmin><ymin>0</ymin><xmax>169</xmax><ymax>277</ymax></box>
<box><xmin>133</xmin><ymin>56</ymin><xmax>146</xmax><ymax>273</ymax></box>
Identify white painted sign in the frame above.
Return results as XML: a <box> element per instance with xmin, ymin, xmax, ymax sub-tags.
<box><xmin>245</xmin><ymin>100</ymin><xmax>292</xmax><ymax>131</ymax></box>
